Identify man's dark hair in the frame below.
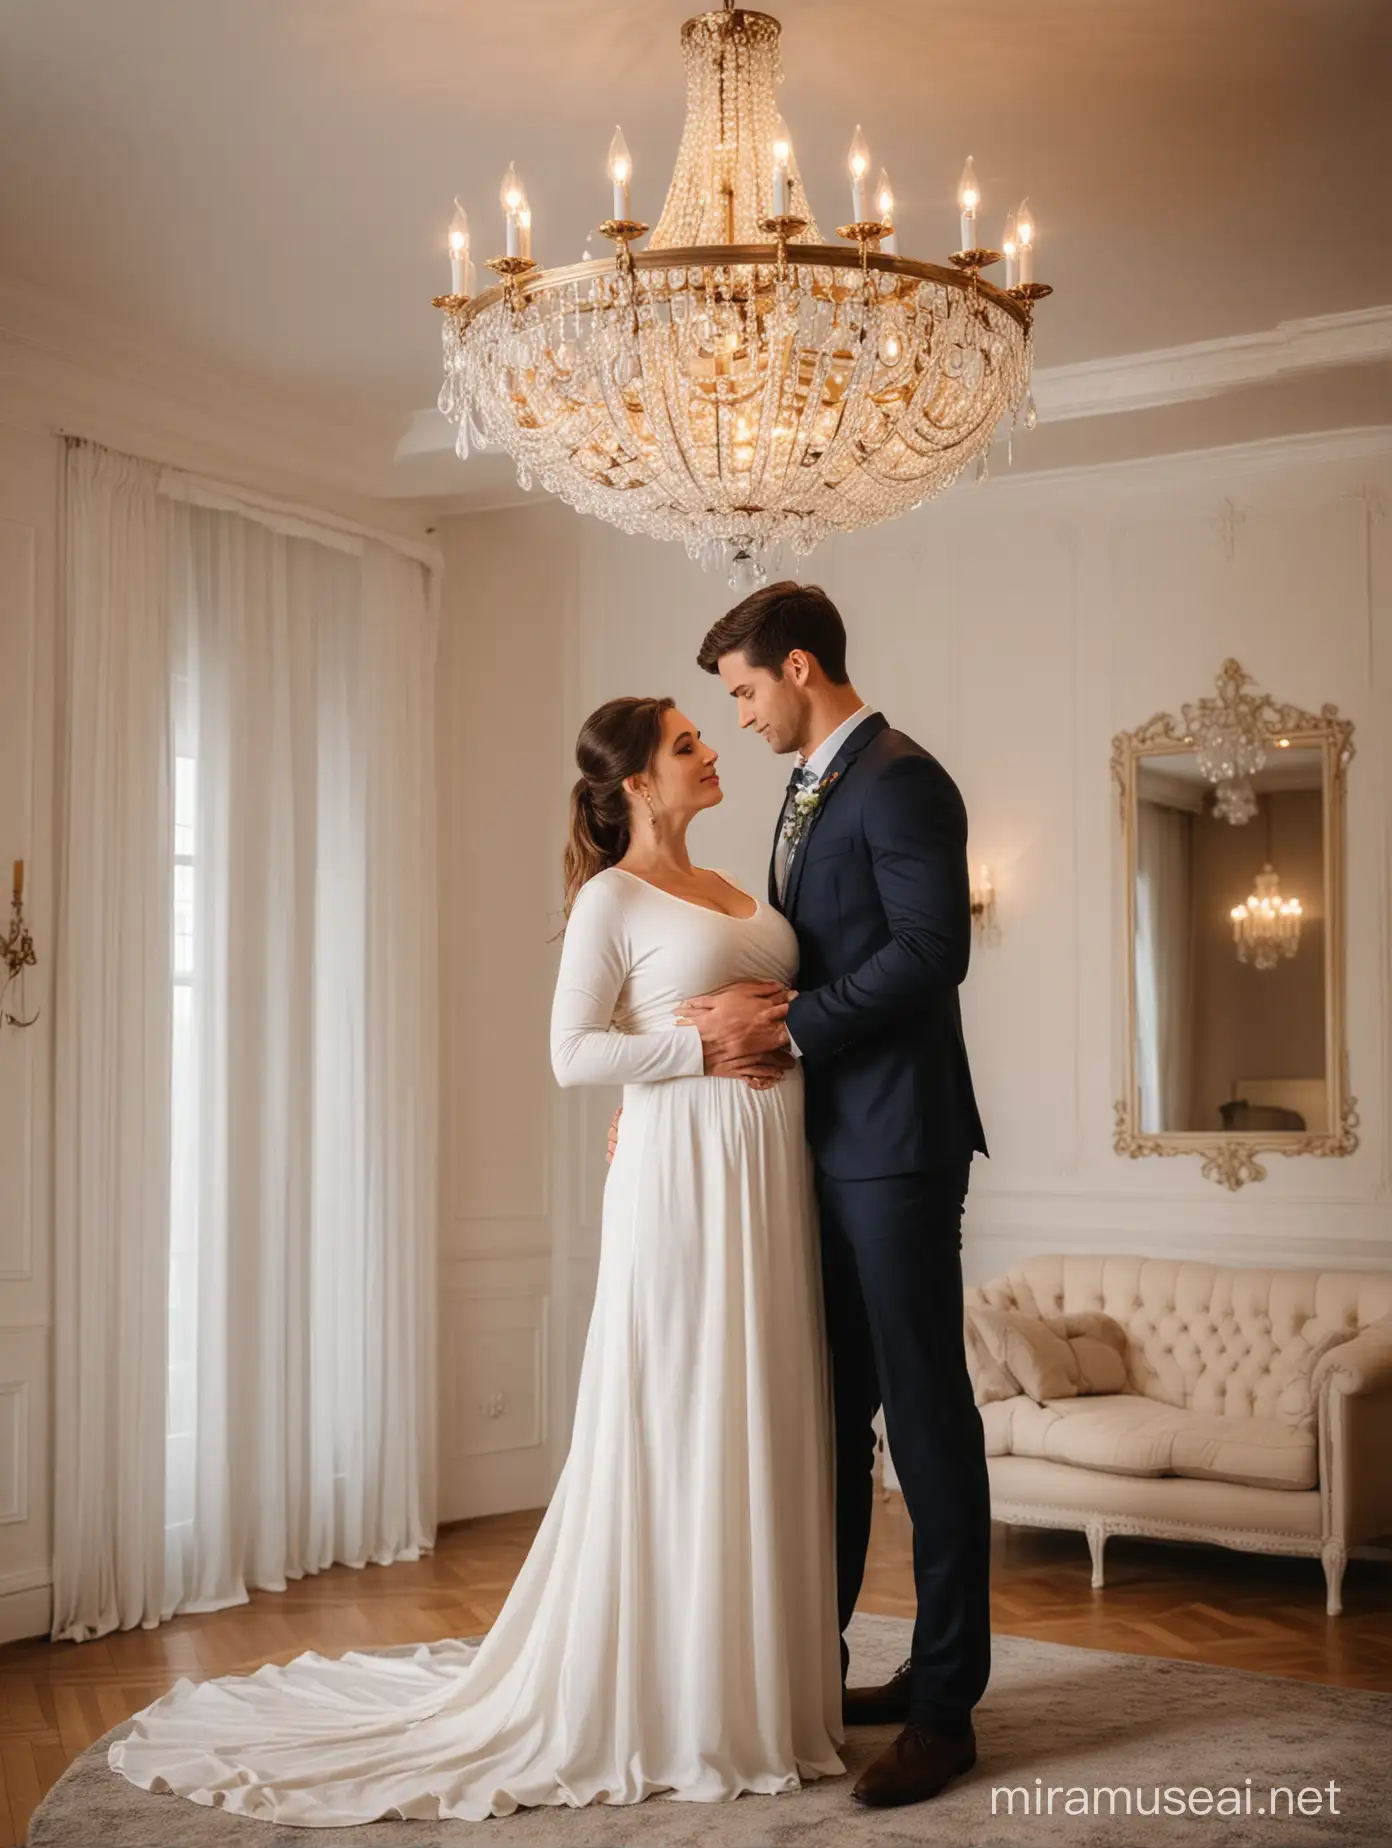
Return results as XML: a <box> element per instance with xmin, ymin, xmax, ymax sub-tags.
<box><xmin>696</xmin><ymin>581</ymin><xmax>850</xmax><ymax>684</ymax></box>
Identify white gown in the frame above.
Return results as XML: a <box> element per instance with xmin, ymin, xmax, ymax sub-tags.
<box><xmin>108</xmin><ymin>866</ymin><xmax>844</xmax><ymax>1825</ymax></box>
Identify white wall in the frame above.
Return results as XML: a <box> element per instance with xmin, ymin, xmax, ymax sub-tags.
<box><xmin>435</xmin><ymin>426</ymin><xmax>1392</xmax><ymax>1513</ymax></box>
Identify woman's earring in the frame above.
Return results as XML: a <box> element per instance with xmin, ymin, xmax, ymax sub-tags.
<box><xmin>642</xmin><ymin>788</ymin><xmax>659</xmax><ymax>835</ymax></box>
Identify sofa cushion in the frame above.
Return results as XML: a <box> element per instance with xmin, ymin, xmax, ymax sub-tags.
<box><xmin>978</xmin><ymin>1397</ymin><xmax>1022</xmax><ymax>1457</ymax></box>
<box><xmin>1167</xmin><ymin>1413</ymin><xmax>1318</xmax><ymax>1492</ymax></box>
<box><xmin>964</xmin><ymin>1310</ymin><xmax>1020</xmax><ymax>1406</ymax></box>
<box><xmin>969</xmin><ymin>1306</ymin><xmax>1129</xmax><ymax>1403</ymax></box>
<box><xmin>1008</xmin><ymin>1395</ymin><xmax>1188</xmax><ymax>1476</ymax></box>
<box><xmin>999</xmin><ymin>1394</ymin><xmax>1317</xmax><ymax>1491</ymax></box>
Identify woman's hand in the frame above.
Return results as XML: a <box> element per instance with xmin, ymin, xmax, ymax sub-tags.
<box><xmin>735</xmin><ymin>1050</ymin><xmax>796</xmax><ymax>1090</ymax></box>
<box><xmin>606</xmin><ymin>1105</ymin><xmax>622</xmax><ymax>1164</ymax></box>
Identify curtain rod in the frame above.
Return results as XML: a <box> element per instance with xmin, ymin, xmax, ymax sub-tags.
<box><xmin>58</xmin><ymin>431</ymin><xmax>442</xmax><ymax>575</ymax></box>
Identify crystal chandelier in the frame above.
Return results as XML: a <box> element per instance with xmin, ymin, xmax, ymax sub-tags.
<box><xmin>1231</xmin><ymin>865</ymin><xmax>1303</xmax><ymax>971</ymax></box>
<box><xmin>432</xmin><ymin>2</ymin><xmax>1052</xmax><ymax>586</ymax></box>
<box><xmin>1183</xmin><ymin>660</ymin><xmax>1269</xmax><ymax>826</ymax></box>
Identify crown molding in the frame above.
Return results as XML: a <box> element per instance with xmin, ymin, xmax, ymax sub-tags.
<box><xmin>955</xmin><ymin>423</ymin><xmax>1392</xmax><ymax>508</ymax></box>
<box><xmin>1032</xmin><ymin>305</ymin><xmax>1392</xmax><ymax>423</ymax></box>
<box><xmin>0</xmin><ymin>277</ymin><xmax>422</xmax><ymax>533</ymax></box>
<box><xmin>395</xmin><ymin>303</ymin><xmax>1392</xmax><ymax>508</ymax></box>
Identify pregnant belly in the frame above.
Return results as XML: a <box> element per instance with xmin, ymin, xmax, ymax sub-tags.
<box><xmin>603</xmin><ymin>1068</ymin><xmax>814</xmax><ymax>1313</ymax></box>
<box><xmin>613</xmin><ymin>1067</ymin><xmax>806</xmax><ymax>1187</ymax></box>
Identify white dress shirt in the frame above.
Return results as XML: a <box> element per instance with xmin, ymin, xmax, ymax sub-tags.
<box><xmin>799</xmin><ymin>702</ymin><xmax>876</xmax><ymax>782</ymax></box>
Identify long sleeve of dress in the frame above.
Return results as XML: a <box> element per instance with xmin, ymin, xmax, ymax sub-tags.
<box><xmin>550</xmin><ymin>875</ymin><xmax>706</xmax><ymax>1088</ymax></box>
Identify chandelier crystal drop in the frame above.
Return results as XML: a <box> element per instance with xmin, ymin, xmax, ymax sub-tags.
<box><xmin>1183</xmin><ymin>661</ymin><xmax>1271</xmax><ymax>827</ymax></box>
<box><xmin>1213</xmin><ymin>777</ymin><xmax>1260</xmax><ymax>825</ymax></box>
<box><xmin>1231</xmin><ymin>864</ymin><xmax>1303</xmax><ymax>971</ymax></box>
<box><xmin>432</xmin><ymin>3</ymin><xmax>1052</xmax><ymax>584</ymax></box>
<box><xmin>1194</xmin><ymin>719</ymin><xmax>1268</xmax><ymax>787</ymax></box>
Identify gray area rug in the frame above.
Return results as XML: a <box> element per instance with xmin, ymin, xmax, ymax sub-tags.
<box><xmin>29</xmin><ymin>1612</ymin><xmax>1391</xmax><ymax>1847</ymax></box>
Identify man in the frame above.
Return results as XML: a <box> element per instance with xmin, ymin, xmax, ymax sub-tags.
<box><xmin>680</xmin><ymin>581</ymin><xmax>991</xmax><ymax>1809</ymax></box>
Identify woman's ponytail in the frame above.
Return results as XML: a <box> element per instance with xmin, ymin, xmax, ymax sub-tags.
<box><xmin>562</xmin><ymin>696</ymin><xmax>674</xmax><ymax>916</ymax></box>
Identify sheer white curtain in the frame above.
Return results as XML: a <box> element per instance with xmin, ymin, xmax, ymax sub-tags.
<box><xmin>1134</xmin><ymin>798</ymin><xmax>1195</xmax><ymax>1135</ymax></box>
<box><xmin>52</xmin><ymin>443</ymin><xmax>175</xmax><ymax>1642</ymax></box>
<box><xmin>54</xmin><ymin>442</ymin><xmax>439</xmax><ymax>1640</ymax></box>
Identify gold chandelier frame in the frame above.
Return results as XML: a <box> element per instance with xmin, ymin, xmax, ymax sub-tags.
<box><xmin>436</xmin><ymin>243</ymin><xmax>1036</xmax><ymax>335</ymax></box>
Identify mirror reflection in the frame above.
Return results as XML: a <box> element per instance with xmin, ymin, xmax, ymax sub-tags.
<box><xmin>1132</xmin><ymin>747</ymin><xmax>1326</xmax><ymax>1135</ymax></box>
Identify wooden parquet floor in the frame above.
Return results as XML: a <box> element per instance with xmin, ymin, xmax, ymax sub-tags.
<box><xmin>1</xmin><ymin>1497</ymin><xmax>1387</xmax><ymax>1847</ymax></box>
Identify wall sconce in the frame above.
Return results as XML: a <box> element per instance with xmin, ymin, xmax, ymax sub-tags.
<box><xmin>2</xmin><ymin>860</ymin><xmax>38</xmax><ymax>1030</ymax></box>
<box><xmin>970</xmin><ymin>863</ymin><xmax>998</xmax><ymax>945</ymax></box>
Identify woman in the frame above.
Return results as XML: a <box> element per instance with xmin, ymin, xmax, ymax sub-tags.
<box><xmin>109</xmin><ymin>696</ymin><xmax>843</xmax><ymax>1824</ymax></box>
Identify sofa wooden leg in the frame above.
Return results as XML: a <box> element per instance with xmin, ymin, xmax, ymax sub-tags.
<box><xmin>1086</xmin><ymin>1523</ymin><xmax>1107</xmax><ymax>1590</ymax></box>
<box><xmin>1321</xmin><ymin>1541</ymin><xmax>1347</xmax><ymax>1616</ymax></box>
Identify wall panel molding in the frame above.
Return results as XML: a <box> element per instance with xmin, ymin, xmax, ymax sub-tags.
<box><xmin>0</xmin><ymin>1382</ymin><xmax>29</xmax><ymax>1524</ymax></box>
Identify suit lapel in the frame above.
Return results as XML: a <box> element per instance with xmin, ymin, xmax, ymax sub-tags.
<box><xmin>782</xmin><ymin>712</ymin><xmax>888</xmax><ymax>919</ymax></box>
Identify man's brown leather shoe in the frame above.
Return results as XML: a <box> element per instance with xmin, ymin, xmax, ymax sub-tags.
<box><xmin>841</xmin><ymin>1656</ymin><xmax>912</xmax><ymax>1726</ymax></box>
<box><xmin>851</xmin><ymin>1722</ymin><xmax>977</xmax><ymax>1807</ymax></box>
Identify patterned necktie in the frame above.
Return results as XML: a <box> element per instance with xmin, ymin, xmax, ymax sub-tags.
<box><xmin>775</xmin><ymin>763</ymin><xmax>818</xmax><ymax>903</ymax></box>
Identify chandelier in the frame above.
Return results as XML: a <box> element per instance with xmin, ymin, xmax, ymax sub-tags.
<box><xmin>1183</xmin><ymin>660</ymin><xmax>1270</xmax><ymax>825</ymax></box>
<box><xmin>432</xmin><ymin>2</ymin><xmax>1052</xmax><ymax>585</ymax></box>
<box><xmin>1231</xmin><ymin>865</ymin><xmax>1303</xmax><ymax>971</ymax></box>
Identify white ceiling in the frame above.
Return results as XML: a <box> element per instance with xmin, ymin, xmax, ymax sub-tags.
<box><xmin>3</xmin><ymin>0</ymin><xmax>1390</xmax><ymax>477</ymax></box>
<box><xmin>1140</xmin><ymin>747</ymin><xmax>1324</xmax><ymax>800</ymax></box>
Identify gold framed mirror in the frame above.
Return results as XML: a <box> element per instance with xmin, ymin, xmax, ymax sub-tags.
<box><xmin>1112</xmin><ymin>661</ymin><xmax>1357</xmax><ymax>1190</ymax></box>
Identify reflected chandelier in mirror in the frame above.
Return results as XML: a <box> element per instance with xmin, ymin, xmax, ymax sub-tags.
<box><xmin>1111</xmin><ymin>662</ymin><xmax>1356</xmax><ymax>1191</ymax></box>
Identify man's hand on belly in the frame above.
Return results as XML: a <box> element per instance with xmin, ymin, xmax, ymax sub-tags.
<box><xmin>676</xmin><ymin>979</ymin><xmax>793</xmax><ymax>1072</ymax></box>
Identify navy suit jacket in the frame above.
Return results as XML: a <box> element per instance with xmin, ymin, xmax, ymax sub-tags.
<box><xmin>778</xmin><ymin>713</ymin><xmax>988</xmax><ymax>1179</ymax></box>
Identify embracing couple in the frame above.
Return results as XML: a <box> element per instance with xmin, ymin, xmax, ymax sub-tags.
<box><xmin>109</xmin><ymin>582</ymin><xmax>992</xmax><ymax>1828</ymax></box>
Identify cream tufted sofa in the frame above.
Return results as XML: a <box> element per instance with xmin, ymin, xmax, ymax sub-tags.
<box><xmin>966</xmin><ymin>1255</ymin><xmax>1392</xmax><ymax>1614</ymax></box>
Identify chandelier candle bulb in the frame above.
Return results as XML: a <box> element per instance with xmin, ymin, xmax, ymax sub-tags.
<box><xmin>876</xmin><ymin>170</ymin><xmax>897</xmax><ymax>252</ymax></box>
<box><xmin>848</xmin><ymin>125</ymin><xmax>871</xmax><ymax>220</ymax></box>
<box><xmin>958</xmin><ymin>155</ymin><xmax>979</xmax><ymax>251</ymax></box>
<box><xmin>500</xmin><ymin>162</ymin><xmax>524</xmax><ymax>258</ymax></box>
<box><xmin>772</xmin><ymin>116</ymin><xmax>792</xmax><ymax>216</ymax></box>
<box><xmin>1002</xmin><ymin>211</ymin><xmax>1018</xmax><ymax>288</ymax></box>
<box><xmin>1016</xmin><ymin>198</ymin><xmax>1035</xmax><ymax>283</ymax></box>
<box><xmin>607</xmin><ymin>126</ymin><xmax>632</xmax><ymax>219</ymax></box>
<box><xmin>517</xmin><ymin>202</ymin><xmax>532</xmax><ymax>260</ymax></box>
<box><xmin>448</xmin><ymin>199</ymin><xmax>471</xmax><ymax>295</ymax></box>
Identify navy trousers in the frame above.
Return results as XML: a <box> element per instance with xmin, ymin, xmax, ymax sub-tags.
<box><xmin>815</xmin><ymin>1162</ymin><xmax>992</xmax><ymax>1732</ymax></box>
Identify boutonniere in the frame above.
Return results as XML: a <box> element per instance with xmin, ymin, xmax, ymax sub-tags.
<box><xmin>781</xmin><ymin>770</ymin><xmax>840</xmax><ymax>849</ymax></box>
